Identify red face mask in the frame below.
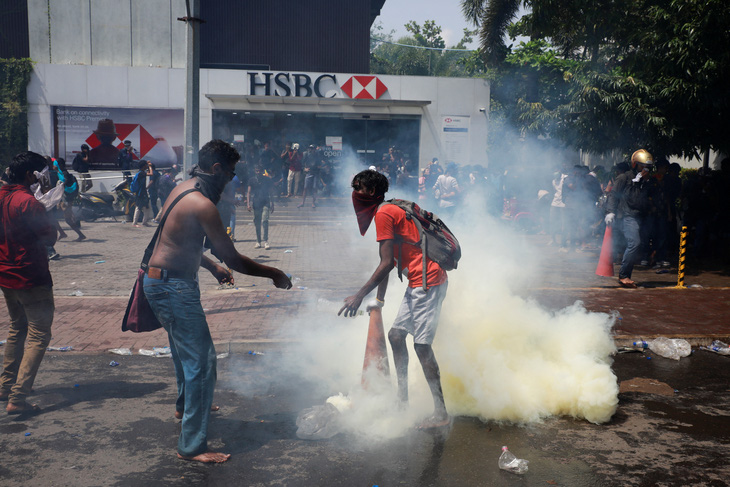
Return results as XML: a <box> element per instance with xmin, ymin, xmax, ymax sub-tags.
<box><xmin>352</xmin><ymin>190</ymin><xmax>384</xmax><ymax>236</ymax></box>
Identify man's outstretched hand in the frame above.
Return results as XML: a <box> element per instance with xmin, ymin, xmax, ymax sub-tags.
<box><xmin>338</xmin><ymin>295</ymin><xmax>363</xmax><ymax>317</ymax></box>
<box><xmin>271</xmin><ymin>270</ymin><xmax>293</xmax><ymax>289</ymax></box>
<box><xmin>211</xmin><ymin>264</ymin><xmax>234</xmax><ymax>286</ymax></box>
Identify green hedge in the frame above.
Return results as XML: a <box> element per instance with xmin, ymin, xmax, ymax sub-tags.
<box><xmin>0</xmin><ymin>58</ymin><xmax>33</xmax><ymax>172</ymax></box>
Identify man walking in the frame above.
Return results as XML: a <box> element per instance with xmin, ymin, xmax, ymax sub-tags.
<box><xmin>605</xmin><ymin>149</ymin><xmax>656</xmax><ymax>288</ymax></box>
<box><xmin>143</xmin><ymin>140</ymin><xmax>292</xmax><ymax>463</ymax></box>
<box><xmin>0</xmin><ymin>152</ymin><xmax>58</xmax><ymax>414</ymax></box>
<box><xmin>340</xmin><ymin>169</ymin><xmax>450</xmax><ymax>429</ymax></box>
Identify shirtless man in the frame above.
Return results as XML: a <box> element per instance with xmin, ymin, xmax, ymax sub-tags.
<box><xmin>339</xmin><ymin>169</ymin><xmax>450</xmax><ymax>429</ymax></box>
<box><xmin>143</xmin><ymin>140</ymin><xmax>292</xmax><ymax>463</ymax></box>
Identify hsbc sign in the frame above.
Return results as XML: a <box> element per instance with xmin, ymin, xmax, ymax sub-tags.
<box><xmin>248</xmin><ymin>72</ymin><xmax>388</xmax><ymax>100</ymax></box>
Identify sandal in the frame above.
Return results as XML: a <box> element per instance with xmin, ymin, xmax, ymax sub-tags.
<box><xmin>7</xmin><ymin>402</ymin><xmax>41</xmax><ymax>415</ymax></box>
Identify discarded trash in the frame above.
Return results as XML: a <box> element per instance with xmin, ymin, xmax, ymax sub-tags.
<box><xmin>252</xmin><ymin>300</ymin><xmax>259</xmax><ymax>303</ymax></box>
<box><xmin>69</xmin><ymin>290</ymin><xmax>84</xmax><ymax>296</ymax></box>
<box><xmin>298</xmin><ymin>286</ymin><xmax>308</xmax><ymax>290</ymax></box>
<box><xmin>138</xmin><ymin>347</ymin><xmax>172</xmax><ymax>358</ymax></box>
<box><xmin>217</xmin><ymin>282</ymin><xmax>235</xmax><ymax>290</ymax></box>
<box><xmin>284</xmin><ymin>250</ymin><xmax>293</xmax><ymax>253</ymax></box>
<box><xmin>647</xmin><ymin>337</ymin><xmax>692</xmax><ymax>360</ymax></box>
<box><xmin>296</xmin><ymin>402</ymin><xmax>341</xmax><ymax>440</ymax></box>
<box><xmin>689</xmin><ymin>284</ymin><xmax>703</xmax><ymax>288</ymax></box>
<box><xmin>266</xmin><ymin>294</ymin><xmax>270</xmax><ymax>297</ymax></box>
<box><xmin>25</xmin><ymin>433</ymin><xmax>31</xmax><ymax>437</ymax></box>
<box><xmin>615</xmin><ymin>347</ymin><xmax>644</xmax><ymax>354</ymax></box>
<box><xmin>0</xmin><ymin>340</ymin><xmax>5</xmax><ymax>346</ymax></box>
<box><xmin>109</xmin><ymin>361</ymin><xmax>120</xmax><ymax>367</ymax></box>
<box><xmin>248</xmin><ymin>350</ymin><xmax>265</xmax><ymax>356</ymax></box>
<box><xmin>633</xmin><ymin>340</ymin><xmax>649</xmax><ymax>350</ymax></box>
<box><xmin>94</xmin><ymin>260</ymin><xmax>105</xmax><ymax>264</ymax></box>
<box><xmin>655</xmin><ymin>269</ymin><xmax>669</xmax><ymax>274</ymax></box>
<box><xmin>47</xmin><ymin>346</ymin><xmax>73</xmax><ymax>352</ymax></box>
<box><xmin>74</xmin><ymin>384</ymin><xmax>80</xmax><ymax>388</ymax></box>
<box><xmin>216</xmin><ymin>353</ymin><xmax>229</xmax><ymax>359</ymax></box>
<box><xmin>498</xmin><ymin>446</ymin><xmax>529</xmax><ymax>474</ymax></box>
<box><xmin>700</xmin><ymin>340</ymin><xmax>730</xmax><ymax>356</ymax></box>
<box><xmin>108</xmin><ymin>348</ymin><xmax>132</xmax><ymax>356</ymax></box>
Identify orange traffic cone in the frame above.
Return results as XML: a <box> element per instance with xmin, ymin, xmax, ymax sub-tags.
<box><xmin>595</xmin><ymin>225</ymin><xmax>614</xmax><ymax>277</ymax></box>
<box><xmin>361</xmin><ymin>307</ymin><xmax>390</xmax><ymax>388</ymax></box>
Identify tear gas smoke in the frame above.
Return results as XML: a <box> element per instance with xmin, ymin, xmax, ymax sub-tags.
<box><xmin>233</xmin><ymin>142</ymin><xmax>618</xmax><ymax>441</ymax></box>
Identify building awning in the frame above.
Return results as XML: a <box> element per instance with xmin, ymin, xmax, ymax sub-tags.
<box><xmin>205</xmin><ymin>94</ymin><xmax>431</xmax><ymax>112</ymax></box>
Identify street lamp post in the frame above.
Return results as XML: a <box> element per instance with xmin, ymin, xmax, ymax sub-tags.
<box><xmin>178</xmin><ymin>0</ymin><xmax>204</xmax><ymax>178</ymax></box>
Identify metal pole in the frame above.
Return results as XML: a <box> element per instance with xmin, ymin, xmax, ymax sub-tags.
<box><xmin>676</xmin><ymin>226</ymin><xmax>688</xmax><ymax>289</ymax></box>
<box><xmin>179</xmin><ymin>0</ymin><xmax>202</xmax><ymax>179</ymax></box>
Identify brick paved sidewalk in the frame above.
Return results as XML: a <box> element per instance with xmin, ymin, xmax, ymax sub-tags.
<box><xmin>2</xmin><ymin>200</ymin><xmax>729</xmax><ymax>352</ymax></box>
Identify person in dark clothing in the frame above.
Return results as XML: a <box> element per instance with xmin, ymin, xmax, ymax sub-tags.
<box><xmin>72</xmin><ymin>144</ymin><xmax>93</xmax><ymax>192</ymax></box>
<box><xmin>131</xmin><ymin>160</ymin><xmax>151</xmax><ymax>227</ymax></box>
<box><xmin>147</xmin><ymin>163</ymin><xmax>162</xmax><ymax>216</ymax></box>
<box><xmin>605</xmin><ymin>150</ymin><xmax>656</xmax><ymax>288</ymax></box>
<box><xmin>117</xmin><ymin>140</ymin><xmax>136</xmax><ymax>178</ymax></box>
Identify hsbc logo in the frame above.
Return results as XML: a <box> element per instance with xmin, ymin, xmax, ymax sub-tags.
<box><xmin>444</xmin><ymin>117</ymin><xmax>453</xmax><ymax>123</ymax></box>
<box><xmin>340</xmin><ymin>76</ymin><xmax>388</xmax><ymax>99</ymax></box>
<box><xmin>248</xmin><ymin>72</ymin><xmax>388</xmax><ymax>99</ymax></box>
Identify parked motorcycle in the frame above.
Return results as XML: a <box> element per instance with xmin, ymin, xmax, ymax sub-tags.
<box><xmin>76</xmin><ymin>191</ymin><xmax>120</xmax><ymax>221</ymax></box>
<box><xmin>112</xmin><ymin>179</ymin><xmax>136</xmax><ymax>222</ymax></box>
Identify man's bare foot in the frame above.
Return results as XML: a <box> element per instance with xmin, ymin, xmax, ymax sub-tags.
<box><xmin>58</xmin><ymin>233</ymin><xmax>67</xmax><ymax>240</ymax></box>
<box><xmin>618</xmin><ymin>277</ymin><xmax>637</xmax><ymax>289</ymax></box>
<box><xmin>177</xmin><ymin>451</ymin><xmax>230</xmax><ymax>463</ymax></box>
<box><xmin>74</xmin><ymin>234</ymin><xmax>86</xmax><ymax>242</ymax></box>
<box><xmin>174</xmin><ymin>405</ymin><xmax>220</xmax><ymax>419</ymax></box>
<box><xmin>7</xmin><ymin>402</ymin><xmax>41</xmax><ymax>415</ymax></box>
<box><xmin>416</xmin><ymin>414</ymin><xmax>450</xmax><ymax>430</ymax></box>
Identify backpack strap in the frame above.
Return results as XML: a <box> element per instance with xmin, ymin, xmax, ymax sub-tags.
<box><xmin>140</xmin><ymin>188</ymin><xmax>200</xmax><ymax>270</ymax></box>
<box><xmin>380</xmin><ymin>200</ymin><xmax>429</xmax><ymax>291</ymax></box>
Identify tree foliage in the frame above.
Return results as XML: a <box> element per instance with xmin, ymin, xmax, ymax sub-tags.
<box><xmin>370</xmin><ymin>21</ymin><xmax>479</xmax><ymax>77</ymax></box>
<box><xmin>0</xmin><ymin>58</ymin><xmax>33</xmax><ymax>172</ymax></box>
<box><xmin>462</xmin><ymin>0</ymin><xmax>730</xmax><ymax>160</ymax></box>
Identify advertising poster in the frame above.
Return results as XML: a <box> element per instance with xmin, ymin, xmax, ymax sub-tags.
<box><xmin>441</xmin><ymin>115</ymin><xmax>470</xmax><ymax>164</ymax></box>
<box><xmin>54</xmin><ymin>106</ymin><xmax>184</xmax><ymax>169</ymax></box>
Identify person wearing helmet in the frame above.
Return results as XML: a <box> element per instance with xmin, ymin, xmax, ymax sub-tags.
<box><xmin>604</xmin><ymin>149</ymin><xmax>657</xmax><ymax>288</ymax></box>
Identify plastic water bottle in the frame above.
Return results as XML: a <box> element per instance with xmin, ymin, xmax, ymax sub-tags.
<box><xmin>498</xmin><ymin>446</ymin><xmax>529</xmax><ymax>474</ymax></box>
<box><xmin>633</xmin><ymin>340</ymin><xmax>649</xmax><ymax>350</ymax></box>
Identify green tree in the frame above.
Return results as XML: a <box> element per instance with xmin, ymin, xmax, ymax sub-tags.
<box><xmin>370</xmin><ymin>21</ymin><xmax>478</xmax><ymax>77</ymax></box>
<box><xmin>0</xmin><ymin>58</ymin><xmax>33</xmax><ymax>173</ymax></box>
<box><xmin>461</xmin><ymin>0</ymin><xmax>730</xmax><ymax>162</ymax></box>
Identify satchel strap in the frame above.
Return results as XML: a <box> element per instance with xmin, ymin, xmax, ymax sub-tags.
<box><xmin>140</xmin><ymin>188</ymin><xmax>200</xmax><ymax>270</ymax></box>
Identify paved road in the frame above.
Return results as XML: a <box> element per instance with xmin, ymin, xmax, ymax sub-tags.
<box><xmin>2</xmin><ymin>196</ymin><xmax>730</xmax><ymax>486</ymax></box>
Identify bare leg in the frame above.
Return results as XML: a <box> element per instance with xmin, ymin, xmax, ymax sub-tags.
<box><xmin>388</xmin><ymin>328</ymin><xmax>409</xmax><ymax>403</ymax></box>
<box><xmin>177</xmin><ymin>452</ymin><xmax>230</xmax><ymax>463</ymax></box>
<box><xmin>414</xmin><ymin>343</ymin><xmax>449</xmax><ymax>428</ymax></box>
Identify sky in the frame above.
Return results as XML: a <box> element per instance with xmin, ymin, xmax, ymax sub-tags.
<box><xmin>375</xmin><ymin>0</ymin><xmax>478</xmax><ymax>49</ymax></box>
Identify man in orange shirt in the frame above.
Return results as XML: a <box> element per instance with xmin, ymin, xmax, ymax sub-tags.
<box><xmin>340</xmin><ymin>169</ymin><xmax>449</xmax><ymax>429</ymax></box>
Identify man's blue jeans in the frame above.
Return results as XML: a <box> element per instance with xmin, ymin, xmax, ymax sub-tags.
<box><xmin>143</xmin><ymin>275</ymin><xmax>216</xmax><ymax>457</ymax></box>
<box><xmin>619</xmin><ymin>215</ymin><xmax>642</xmax><ymax>279</ymax></box>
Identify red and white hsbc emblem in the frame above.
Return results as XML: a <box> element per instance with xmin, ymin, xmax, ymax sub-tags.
<box><xmin>341</xmin><ymin>76</ymin><xmax>388</xmax><ymax>99</ymax></box>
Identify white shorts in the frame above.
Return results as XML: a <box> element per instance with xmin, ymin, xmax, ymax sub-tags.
<box><xmin>391</xmin><ymin>281</ymin><xmax>448</xmax><ymax>345</ymax></box>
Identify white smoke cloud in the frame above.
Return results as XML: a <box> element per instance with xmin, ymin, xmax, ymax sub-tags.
<box><xmin>235</xmin><ymin>155</ymin><xmax>618</xmax><ymax>439</ymax></box>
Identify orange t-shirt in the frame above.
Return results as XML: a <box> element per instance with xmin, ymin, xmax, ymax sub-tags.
<box><xmin>375</xmin><ymin>204</ymin><xmax>447</xmax><ymax>288</ymax></box>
